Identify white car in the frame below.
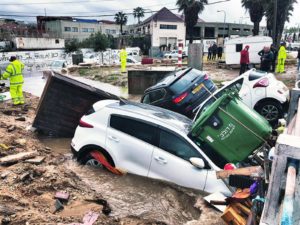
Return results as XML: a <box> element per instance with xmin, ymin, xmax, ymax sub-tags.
<box><xmin>71</xmin><ymin>100</ymin><xmax>230</xmax><ymax>194</ymax></box>
<box><xmin>164</xmin><ymin>50</ymin><xmax>178</xmax><ymax>59</ymax></box>
<box><xmin>193</xmin><ymin>69</ymin><xmax>289</xmax><ymax>124</ymax></box>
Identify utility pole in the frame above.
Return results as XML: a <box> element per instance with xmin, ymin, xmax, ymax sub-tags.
<box><xmin>44</xmin><ymin>8</ymin><xmax>47</xmax><ymax>17</ymax></box>
<box><xmin>272</xmin><ymin>0</ymin><xmax>278</xmax><ymax>45</ymax></box>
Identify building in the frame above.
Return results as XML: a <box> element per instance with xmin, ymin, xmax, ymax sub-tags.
<box><xmin>38</xmin><ymin>16</ymin><xmax>123</xmax><ymax>41</ymax></box>
<box><xmin>0</xmin><ymin>19</ymin><xmax>37</xmax><ymax>40</ymax></box>
<box><xmin>133</xmin><ymin>7</ymin><xmax>186</xmax><ymax>48</ymax></box>
<box><xmin>191</xmin><ymin>21</ymin><xmax>254</xmax><ymax>40</ymax></box>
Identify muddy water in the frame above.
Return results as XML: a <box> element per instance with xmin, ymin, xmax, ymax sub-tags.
<box><xmin>40</xmin><ymin>138</ymin><xmax>221</xmax><ymax>225</ymax></box>
<box><xmin>65</xmin><ymin>160</ymin><xmax>202</xmax><ymax>225</ymax></box>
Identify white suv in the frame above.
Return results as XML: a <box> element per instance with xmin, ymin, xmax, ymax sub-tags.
<box><xmin>71</xmin><ymin>100</ymin><xmax>230</xmax><ymax>194</ymax></box>
<box><xmin>194</xmin><ymin>69</ymin><xmax>289</xmax><ymax>124</ymax></box>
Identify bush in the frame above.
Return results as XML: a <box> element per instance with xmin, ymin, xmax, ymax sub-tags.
<box><xmin>65</xmin><ymin>39</ymin><xmax>80</xmax><ymax>53</ymax></box>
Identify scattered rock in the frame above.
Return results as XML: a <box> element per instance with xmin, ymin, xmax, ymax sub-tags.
<box><xmin>1</xmin><ymin>170</ymin><xmax>11</xmax><ymax>179</ymax></box>
<box><xmin>55</xmin><ymin>191</ymin><xmax>70</xmax><ymax>202</ymax></box>
<box><xmin>7</xmin><ymin>125</ymin><xmax>16</xmax><ymax>132</ymax></box>
<box><xmin>0</xmin><ymin>151</ymin><xmax>37</xmax><ymax>165</ymax></box>
<box><xmin>15</xmin><ymin>117</ymin><xmax>26</xmax><ymax>122</ymax></box>
<box><xmin>13</xmin><ymin>138</ymin><xmax>27</xmax><ymax>146</ymax></box>
<box><xmin>1</xmin><ymin>216</ymin><xmax>11</xmax><ymax>225</ymax></box>
<box><xmin>52</xmin><ymin>199</ymin><xmax>64</xmax><ymax>214</ymax></box>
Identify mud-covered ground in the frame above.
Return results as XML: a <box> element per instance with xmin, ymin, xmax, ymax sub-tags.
<box><xmin>0</xmin><ymin>90</ymin><xmax>223</xmax><ymax>224</ymax></box>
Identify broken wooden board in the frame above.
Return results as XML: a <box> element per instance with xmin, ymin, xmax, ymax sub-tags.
<box><xmin>216</xmin><ymin>166</ymin><xmax>263</xmax><ymax>179</ymax></box>
<box><xmin>33</xmin><ymin>72</ymin><xmax>119</xmax><ymax>137</ymax></box>
<box><xmin>25</xmin><ymin>156</ymin><xmax>45</xmax><ymax>165</ymax></box>
<box><xmin>0</xmin><ymin>151</ymin><xmax>38</xmax><ymax>165</ymax></box>
<box><xmin>260</xmin><ymin>134</ymin><xmax>300</xmax><ymax>225</ymax></box>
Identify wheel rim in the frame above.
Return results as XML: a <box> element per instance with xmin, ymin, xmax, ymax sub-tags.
<box><xmin>85</xmin><ymin>158</ymin><xmax>103</xmax><ymax>168</ymax></box>
<box><xmin>261</xmin><ymin>104</ymin><xmax>279</xmax><ymax>121</ymax></box>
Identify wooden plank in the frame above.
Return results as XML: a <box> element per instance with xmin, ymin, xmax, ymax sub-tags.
<box><xmin>25</xmin><ymin>156</ymin><xmax>45</xmax><ymax>165</ymax></box>
<box><xmin>287</xmin><ymin>89</ymin><xmax>300</xmax><ymax>124</ymax></box>
<box><xmin>216</xmin><ymin>166</ymin><xmax>263</xmax><ymax>179</ymax></box>
<box><xmin>294</xmin><ymin>99</ymin><xmax>300</xmax><ymax>136</ymax></box>
<box><xmin>260</xmin><ymin>156</ymin><xmax>287</xmax><ymax>224</ymax></box>
<box><xmin>0</xmin><ymin>152</ymin><xmax>38</xmax><ymax>165</ymax></box>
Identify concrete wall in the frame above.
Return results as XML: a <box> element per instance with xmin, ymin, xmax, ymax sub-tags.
<box><xmin>128</xmin><ymin>69</ymin><xmax>175</xmax><ymax>94</ymax></box>
<box><xmin>14</xmin><ymin>37</ymin><xmax>65</xmax><ymax>49</ymax></box>
<box><xmin>151</xmin><ymin>21</ymin><xmax>186</xmax><ymax>47</ymax></box>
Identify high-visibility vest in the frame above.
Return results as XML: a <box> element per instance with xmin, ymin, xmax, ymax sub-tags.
<box><xmin>278</xmin><ymin>46</ymin><xmax>287</xmax><ymax>60</ymax></box>
<box><xmin>2</xmin><ymin>60</ymin><xmax>24</xmax><ymax>85</ymax></box>
<box><xmin>120</xmin><ymin>49</ymin><xmax>127</xmax><ymax>61</ymax></box>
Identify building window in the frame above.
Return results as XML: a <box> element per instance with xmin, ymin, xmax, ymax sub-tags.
<box><xmin>232</xmin><ymin>28</ymin><xmax>241</xmax><ymax>31</ymax></box>
<box><xmin>55</xmin><ymin>39</ymin><xmax>59</xmax><ymax>44</ymax></box>
<box><xmin>159</xmin><ymin>24</ymin><xmax>177</xmax><ymax>30</ymax></box>
<box><xmin>82</xmin><ymin>28</ymin><xmax>88</xmax><ymax>32</ymax></box>
<box><xmin>72</xmin><ymin>27</ymin><xmax>78</xmax><ymax>32</ymax></box>
<box><xmin>243</xmin><ymin>28</ymin><xmax>251</xmax><ymax>32</ymax></box>
<box><xmin>236</xmin><ymin>44</ymin><xmax>243</xmax><ymax>52</ymax></box>
<box><xmin>88</xmin><ymin>28</ymin><xmax>94</xmax><ymax>32</ymax></box>
<box><xmin>64</xmin><ymin>27</ymin><xmax>71</xmax><ymax>32</ymax></box>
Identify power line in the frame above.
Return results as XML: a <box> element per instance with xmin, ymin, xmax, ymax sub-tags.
<box><xmin>0</xmin><ymin>0</ymin><xmax>113</xmax><ymax>5</ymax></box>
<box><xmin>0</xmin><ymin>0</ymin><xmax>230</xmax><ymax>18</ymax></box>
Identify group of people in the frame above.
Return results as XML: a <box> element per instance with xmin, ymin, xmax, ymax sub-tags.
<box><xmin>239</xmin><ymin>42</ymin><xmax>293</xmax><ymax>75</ymax></box>
<box><xmin>207</xmin><ymin>43</ymin><xmax>223</xmax><ymax>61</ymax></box>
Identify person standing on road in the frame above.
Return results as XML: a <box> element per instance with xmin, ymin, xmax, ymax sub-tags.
<box><xmin>297</xmin><ymin>48</ymin><xmax>300</xmax><ymax>71</ymax></box>
<box><xmin>217</xmin><ymin>45</ymin><xmax>223</xmax><ymax>60</ymax></box>
<box><xmin>120</xmin><ymin>46</ymin><xmax>127</xmax><ymax>73</ymax></box>
<box><xmin>276</xmin><ymin>42</ymin><xmax>287</xmax><ymax>73</ymax></box>
<box><xmin>0</xmin><ymin>56</ymin><xmax>25</xmax><ymax>105</ymax></box>
<box><xmin>258</xmin><ymin>46</ymin><xmax>274</xmax><ymax>72</ymax></box>
<box><xmin>270</xmin><ymin>44</ymin><xmax>278</xmax><ymax>72</ymax></box>
<box><xmin>207</xmin><ymin>45</ymin><xmax>212</xmax><ymax>61</ymax></box>
<box><xmin>212</xmin><ymin>43</ymin><xmax>218</xmax><ymax>60</ymax></box>
<box><xmin>240</xmin><ymin>45</ymin><xmax>250</xmax><ymax>75</ymax></box>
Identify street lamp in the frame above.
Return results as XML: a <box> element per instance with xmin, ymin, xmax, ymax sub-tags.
<box><xmin>217</xmin><ymin>10</ymin><xmax>226</xmax><ymax>41</ymax></box>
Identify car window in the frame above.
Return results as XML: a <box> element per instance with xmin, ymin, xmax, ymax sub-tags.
<box><xmin>142</xmin><ymin>89</ymin><xmax>166</xmax><ymax>103</ymax></box>
<box><xmin>110</xmin><ymin>115</ymin><xmax>157</xmax><ymax>146</ymax></box>
<box><xmin>196</xmin><ymin>78</ymin><xmax>244</xmax><ymax>118</ymax></box>
<box><xmin>159</xmin><ymin>129</ymin><xmax>201</xmax><ymax>161</ymax></box>
<box><xmin>170</xmin><ymin>69</ymin><xmax>203</xmax><ymax>94</ymax></box>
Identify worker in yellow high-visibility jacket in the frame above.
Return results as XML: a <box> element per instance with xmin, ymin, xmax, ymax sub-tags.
<box><xmin>120</xmin><ymin>47</ymin><xmax>127</xmax><ymax>73</ymax></box>
<box><xmin>276</xmin><ymin>42</ymin><xmax>287</xmax><ymax>73</ymax></box>
<box><xmin>0</xmin><ymin>56</ymin><xmax>25</xmax><ymax>105</ymax></box>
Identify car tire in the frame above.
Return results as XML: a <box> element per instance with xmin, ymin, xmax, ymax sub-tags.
<box><xmin>78</xmin><ymin>149</ymin><xmax>114</xmax><ymax>169</ymax></box>
<box><xmin>255</xmin><ymin>100</ymin><xmax>283</xmax><ymax>125</ymax></box>
<box><xmin>169</xmin><ymin>56</ymin><xmax>172</xmax><ymax>59</ymax></box>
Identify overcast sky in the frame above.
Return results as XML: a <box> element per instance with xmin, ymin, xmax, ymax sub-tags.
<box><xmin>0</xmin><ymin>0</ymin><xmax>299</xmax><ymax>28</ymax></box>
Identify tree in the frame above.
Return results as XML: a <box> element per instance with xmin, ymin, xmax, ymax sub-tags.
<box><xmin>176</xmin><ymin>0</ymin><xmax>208</xmax><ymax>43</ymax></box>
<box><xmin>265</xmin><ymin>0</ymin><xmax>297</xmax><ymax>46</ymax></box>
<box><xmin>81</xmin><ymin>32</ymin><xmax>110</xmax><ymax>52</ymax></box>
<box><xmin>65</xmin><ymin>39</ymin><xmax>80</xmax><ymax>53</ymax></box>
<box><xmin>241</xmin><ymin>0</ymin><xmax>266</xmax><ymax>36</ymax></box>
<box><xmin>114</xmin><ymin>11</ymin><xmax>128</xmax><ymax>34</ymax></box>
<box><xmin>133</xmin><ymin>7</ymin><xmax>145</xmax><ymax>24</ymax></box>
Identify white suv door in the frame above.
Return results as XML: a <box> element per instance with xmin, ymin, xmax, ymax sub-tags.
<box><xmin>148</xmin><ymin>128</ymin><xmax>208</xmax><ymax>190</ymax></box>
<box><xmin>106</xmin><ymin>115</ymin><xmax>156</xmax><ymax>177</ymax></box>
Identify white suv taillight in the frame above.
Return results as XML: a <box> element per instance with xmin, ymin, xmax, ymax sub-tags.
<box><xmin>253</xmin><ymin>77</ymin><xmax>269</xmax><ymax>88</ymax></box>
<box><xmin>79</xmin><ymin>119</ymin><xmax>94</xmax><ymax>128</ymax></box>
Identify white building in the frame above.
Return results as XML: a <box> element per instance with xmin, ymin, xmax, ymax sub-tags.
<box><xmin>134</xmin><ymin>7</ymin><xmax>186</xmax><ymax>48</ymax></box>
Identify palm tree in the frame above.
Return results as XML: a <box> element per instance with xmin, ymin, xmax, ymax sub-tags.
<box><xmin>114</xmin><ymin>11</ymin><xmax>128</xmax><ymax>34</ymax></box>
<box><xmin>265</xmin><ymin>0</ymin><xmax>297</xmax><ymax>46</ymax></box>
<box><xmin>176</xmin><ymin>0</ymin><xmax>208</xmax><ymax>43</ymax></box>
<box><xmin>241</xmin><ymin>0</ymin><xmax>266</xmax><ymax>36</ymax></box>
<box><xmin>133</xmin><ymin>7</ymin><xmax>145</xmax><ymax>24</ymax></box>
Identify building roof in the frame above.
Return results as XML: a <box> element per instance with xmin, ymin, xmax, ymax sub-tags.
<box><xmin>72</xmin><ymin>18</ymin><xmax>98</xmax><ymax>23</ymax></box>
<box><xmin>98</xmin><ymin>20</ymin><xmax>116</xmax><ymax>25</ymax></box>
<box><xmin>176</xmin><ymin>14</ymin><xmax>205</xmax><ymax>23</ymax></box>
<box><xmin>141</xmin><ymin>7</ymin><xmax>183</xmax><ymax>25</ymax></box>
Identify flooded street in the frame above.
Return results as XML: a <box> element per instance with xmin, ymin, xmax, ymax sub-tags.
<box><xmin>40</xmin><ymin>138</ymin><xmax>223</xmax><ymax>225</ymax></box>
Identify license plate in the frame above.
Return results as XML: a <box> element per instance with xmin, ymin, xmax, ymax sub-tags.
<box><xmin>192</xmin><ymin>83</ymin><xmax>204</xmax><ymax>94</ymax></box>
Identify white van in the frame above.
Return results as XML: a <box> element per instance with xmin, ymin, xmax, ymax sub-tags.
<box><xmin>224</xmin><ymin>36</ymin><xmax>273</xmax><ymax>65</ymax></box>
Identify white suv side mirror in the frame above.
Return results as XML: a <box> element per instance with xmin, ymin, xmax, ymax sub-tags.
<box><xmin>190</xmin><ymin>157</ymin><xmax>205</xmax><ymax>169</ymax></box>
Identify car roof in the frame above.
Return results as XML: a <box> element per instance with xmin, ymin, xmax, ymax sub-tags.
<box><xmin>144</xmin><ymin>67</ymin><xmax>192</xmax><ymax>92</ymax></box>
<box><xmin>107</xmin><ymin>100</ymin><xmax>192</xmax><ymax>134</ymax></box>
<box><xmin>192</xmin><ymin>69</ymin><xmax>268</xmax><ymax>117</ymax></box>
